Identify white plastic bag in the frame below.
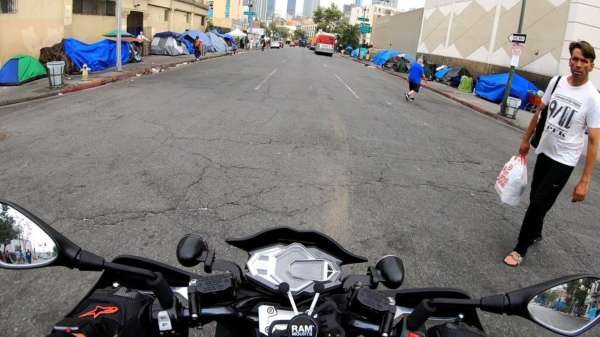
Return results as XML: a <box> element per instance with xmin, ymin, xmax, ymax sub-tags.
<box><xmin>495</xmin><ymin>155</ymin><xmax>528</xmax><ymax>206</ymax></box>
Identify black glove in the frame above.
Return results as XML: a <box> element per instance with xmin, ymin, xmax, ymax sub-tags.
<box><xmin>49</xmin><ymin>286</ymin><xmax>154</xmax><ymax>337</ymax></box>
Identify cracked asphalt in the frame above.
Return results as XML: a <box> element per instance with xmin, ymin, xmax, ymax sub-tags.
<box><xmin>1</xmin><ymin>48</ymin><xmax>599</xmax><ymax>337</ymax></box>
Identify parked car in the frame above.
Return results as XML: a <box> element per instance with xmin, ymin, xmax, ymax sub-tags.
<box><xmin>270</xmin><ymin>40</ymin><xmax>281</xmax><ymax>48</ymax></box>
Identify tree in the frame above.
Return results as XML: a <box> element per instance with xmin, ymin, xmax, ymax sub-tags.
<box><xmin>335</xmin><ymin>21</ymin><xmax>360</xmax><ymax>49</ymax></box>
<box><xmin>313</xmin><ymin>4</ymin><xmax>343</xmax><ymax>33</ymax></box>
<box><xmin>293</xmin><ymin>29</ymin><xmax>306</xmax><ymax>40</ymax></box>
<box><xmin>0</xmin><ymin>205</ymin><xmax>19</xmax><ymax>244</ymax></box>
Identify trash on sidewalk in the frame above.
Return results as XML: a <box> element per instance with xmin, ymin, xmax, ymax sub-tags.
<box><xmin>47</xmin><ymin>61</ymin><xmax>66</xmax><ymax>88</ymax></box>
<box><xmin>505</xmin><ymin>97</ymin><xmax>522</xmax><ymax>119</ymax></box>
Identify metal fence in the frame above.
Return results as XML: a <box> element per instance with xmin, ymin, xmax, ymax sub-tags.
<box><xmin>1</xmin><ymin>0</ymin><xmax>17</xmax><ymax>13</ymax></box>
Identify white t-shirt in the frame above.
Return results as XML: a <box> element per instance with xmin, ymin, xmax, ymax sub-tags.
<box><xmin>536</xmin><ymin>76</ymin><xmax>600</xmax><ymax>166</ymax></box>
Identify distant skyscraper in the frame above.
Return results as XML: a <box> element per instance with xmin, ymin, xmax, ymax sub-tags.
<box><xmin>266</xmin><ymin>0</ymin><xmax>276</xmax><ymax>18</ymax></box>
<box><xmin>255</xmin><ymin>0</ymin><xmax>268</xmax><ymax>20</ymax></box>
<box><xmin>287</xmin><ymin>0</ymin><xmax>296</xmax><ymax>17</ymax></box>
<box><xmin>354</xmin><ymin>0</ymin><xmax>361</xmax><ymax>6</ymax></box>
<box><xmin>303</xmin><ymin>0</ymin><xmax>318</xmax><ymax>17</ymax></box>
<box><xmin>372</xmin><ymin>0</ymin><xmax>398</xmax><ymax>8</ymax></box>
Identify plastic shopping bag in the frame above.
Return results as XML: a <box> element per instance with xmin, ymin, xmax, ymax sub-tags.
<box><xmin>495</xmin><ymin>155</ymin><xmax>528</xmax><ymax>206</ymax></box>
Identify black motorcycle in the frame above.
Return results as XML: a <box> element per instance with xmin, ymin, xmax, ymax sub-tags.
<box><xmin>1</xmin><ymin>199</ymin><xmax>599</xmax><ymax>337</ymax></box>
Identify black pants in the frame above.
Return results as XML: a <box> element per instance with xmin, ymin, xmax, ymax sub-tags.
<box><xmin>514</xmin><ymin>153</ymin><xmax>574</xmax><ymax>255</ymax></box>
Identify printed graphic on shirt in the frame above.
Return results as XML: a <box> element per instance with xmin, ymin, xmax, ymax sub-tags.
<box><xmin>544</xmin><ymin>93</ymin><xmax>582</xmax><ymax>139</ymax></box>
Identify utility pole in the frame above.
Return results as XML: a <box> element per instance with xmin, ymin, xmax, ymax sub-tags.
<box><xmin>116</xmin><ymin>0</ymin><xmax>122</xmax><ymax>71</ymax></box>
<box><xmin>500</xmin><ymin>0</ymin><xmax>526</xmax><ymax>116</ymax></box>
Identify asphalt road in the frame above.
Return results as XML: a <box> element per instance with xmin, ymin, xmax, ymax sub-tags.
<box><xmin>528</xmin><ymin>304</ymin><xmax>592</xmax><ymax>333</ymax></box>
<box><xmin>1</xmin><ymin>48</ymin><xmax>599</xmax><ymax>337</ymax></box>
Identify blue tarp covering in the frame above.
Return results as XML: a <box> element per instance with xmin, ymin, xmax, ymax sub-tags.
<box><xmin>474</xmin><ymin>72</ymin><xmax>539</xmax><ymax>108</ymax></box>
<box><xmin>435</xmin><ymin>67</ymin><xmax>450</xmax><ymax>80</ymax></box>
<box><xmin>351</xmin><ymin>48</ymin><xmax>359</xmax><ymax>57</ymax></box>
<box><xmin>372</xmin><ymin>49</ymin><xmax>400</xmax><ymax>66</ymax></box>
<box><xmin>64</xmin><ymin>38</ymin><xmax>129</xmax><ymax>72</ymax></box>
<box><xmin>399</xmin><ymin>53</ymin><xmax>417</xmax><ymax>64</ymax></box>
<box><xmin>155</xmin><ymin>31</ymin><xmax>182</xmax><ymax>38</ymax></box>
<box><xmin>207</xmin><ymin>32</ymin><xmax>227</xmax><ymax>53</ymax></box>
<box><xmin>0</xmin><ymin>59</ymin><xmax>19</xmax><ymax>85</ymax></box>
<box><xmin>181</xmin><ymin>31</ymin><xmax>214</xmax><ymax>53</ymax></box>
<box><xmin>212</xmin><ymin>30</ymin><xmax>237</xmax><ymax>49</ymax></box>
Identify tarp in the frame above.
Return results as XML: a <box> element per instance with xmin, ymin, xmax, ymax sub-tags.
<box><xmin>151</xmin><ymin>35</ymin><xmax>189</xmax><ymax>56</ymax></box>
<box><xmin>435</xmin><ymin>67</ymin><xmax>450</xmax><ymax>80</ymax></box>
<box><xmin>0</xmin><ymin>55</ymin><xmax>47</xmax><ymax>86</ymax></box>
<box><xmin>442</xmin><ymin>67</ymin><xmax>471</xmax><ymax>87</ymax></box>
<box><xmin>155</xmin><ymin>31</ymin><xmax>182</xmax><ymax>38</ymax></box>
<box><xmin>474</xmin><ymin>72</ymin><xmax>539</xmax><ymax>108</ymax></box>
<box><xmin>398</xmin><ymin>53</ymin><xmax>416</xmax><ymax>64</ymax></box>
<box><xmin>351</xmin><ymin>48</ymin><xmax>359</xmax><ymax>57</ymax></box>
<box><xmin>181</xmin><ymin>31</ymin><xmax>214</xmax><ymax>53</ymax></box>
<box><xmin>64</xmin><ymin>38</ymin><xmax>130</xmax><ymax>72</ymax></box>
<box><xmin>39</xmin><ymin>40</ymin><xmax>76</xmax><ymax>74</ymax></box>
<box><xmin>372</xmin><ymin>49</ymin><xmax>400</xmax><ymax>66</ymax></box>
<box><xmin>207</xmin><ymin>32</ymin><xmax>227</xmax><ymax>53</ymax></box>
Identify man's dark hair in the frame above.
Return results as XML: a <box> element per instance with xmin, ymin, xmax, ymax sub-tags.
<box><xmin>569</xmin><ymin>41</ymin><xmax>596</xmax><ymax>62</ymax></box>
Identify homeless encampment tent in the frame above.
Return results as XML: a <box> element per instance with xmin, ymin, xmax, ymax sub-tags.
<box><xmin>39</xmin><ymin>40</ymin><xmax>76</xmax><ymax>74</ymax></box>
<box><xmin>0</xmin><ymin>55</ymin><xmax>47</xmax><ymax>86</ymax></box>
<box><xmin>474</xmin><ymin>72</ymin><xmax>539</xmax><ymax>108</ymax></box>
<box><xmin>435</xmin><ymin>66</ymin><xmax>450</xmax><ymax>81</ymax></box>
<box><xmin>441</xmin><ymin>67</ymin><xmax>471</xmax><ymax>87</ymax></box>
<box><xmin>64</xmin><ymin>38</ymin><xmax>130</xmax><ymax>72</ymax></box>
<box><xmin>151</xmin><ymin>32</ymin><xmax>189</xmax><ymax>56</ymax></box>
<box><xmin>372</xmin><ymin>50</ymin><xmax>400</xmax><ymax>67</ymax></box>
<box><xmin>351</xmin><ymin>48</ymin><xmax>359</xmax><ymax>57</ymax></box>
<box><xmin>211</xmin><ymin>30</ymin><xmax>237</xmax><ymax>52</ymax></box>
<box><xmin>207</xmin><ymin>32</ymin><xmax>228</xmax><ymax>53</ymax></box>
<box><xmin>458</xmin><ymin>76</ymin><xmax>474</xmax><ymax>93</ymax></box>
<box><xmin>181</xmin><ymin>31</ymin><xmax>214</xmax><ymax>53</ymax></box>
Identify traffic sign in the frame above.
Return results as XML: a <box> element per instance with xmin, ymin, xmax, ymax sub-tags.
<box><xmin>359</xmin><ymin>25</ymin><xmax>371</xmax><ymax>33</ymax></box>
<box><xmin>509</xmin><ymin>33</ymin><xmax>526</xmax><ymax>44</ymax></box>
<box><xmin>358</xmin><ymin>17</ymin><xmax>369</xmax><ymax>22</ymax></box>
<box><xmin>244</xmin><ymin>11</ymin><xmax>256</xmax><ymax>16</ymax></box>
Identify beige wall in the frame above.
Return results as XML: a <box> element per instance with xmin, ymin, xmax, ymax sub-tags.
<box><xmin>371</xmin><ymin>8</ymin><xmax>423</xmax><ymax>53</ymax></box>
<box><xmin>68</xmin><ymin>15</ymin><xmax>116</xmax><ymax>43</ymax></box>
<box><xmin>419</xmin><ymin>0</ymin><xmax>569</xmax><ymax>78</ymax></box>
<box><xmin>0</xmin><ymin>0</ymin><xmax>65</xmax><ymax>65</ymax></box>
<box><xmin>147</xmin><ymin>4</ymin><xmax>170</xmax><ymax>36</ymax></box>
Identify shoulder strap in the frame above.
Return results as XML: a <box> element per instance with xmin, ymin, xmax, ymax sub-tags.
<box><xmin>551</xmin><ymin>76</ymin><xmax>561</xmax><ymax>95</ymax></box>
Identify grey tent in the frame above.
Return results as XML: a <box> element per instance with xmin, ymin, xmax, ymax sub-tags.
<box><xmin>151</xmin><ymin>32</ymin><xmax>189</xmax><ymax>56</ymax></box>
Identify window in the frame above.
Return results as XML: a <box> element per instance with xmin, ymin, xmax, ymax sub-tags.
<box><xmin>73</xmin><ymin>0</ymin><xmax>115</xmax><ymax>16</ymax></box>
<box><xmin>164</xmin><ymin>8</ymin><xmax>170</xmax><ymax>21</ymax></box>
<box><xmin>201</xmin><ymin>15</ymin><xmax>205</xmax><ymax>26</ymax></box>
<box><xmin>186</xmin><ymin>12</ymin><xmax>191</xmax><ymax>23</ymax></box>
<box><xmin>1</xmin><ymin>0</ymin><xmax>17</xmax><ymax>13</ymax></box>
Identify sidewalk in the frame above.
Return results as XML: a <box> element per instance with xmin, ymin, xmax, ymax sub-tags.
<box><xmin>0</xmin><ymin>53</ymin><xmax>227</xmax><ymax>107</ymax></box>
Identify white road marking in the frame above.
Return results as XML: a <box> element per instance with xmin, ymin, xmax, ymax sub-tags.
<box><xmin>254</xmin><ymin>68</ymin><xmax>278</xmax><ymax>90</ymax></box>
<box><xmin>334</xmin><ymin>73</ymin><xmax>360</xmax><ymax>100</ymax></box>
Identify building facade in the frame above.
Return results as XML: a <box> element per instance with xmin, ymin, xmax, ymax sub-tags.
<box><xmin>0</xmin><ymin>0</ymin><xmax>208</xmax><ymax>65</ymax></box>
<box><xmin>286</xmin><ymin>0</ymin><xmax>296</xmax><ymax>17</ymax></box>
<box><xmin>371</xmin><ymin>8</ymin><xmax>423</xmax><ymax>53</ymax></box>
<box><xmin>302</xmin><ymin>0</ymin><xmax>318</xmax><ymax>18</ymax></box>
<box><xmin>418</xmin><ymin>0</ymin><xmax>600</xmax><ymax>88</ymax></box>
<box><xmin>349</xmin><ymin>4</ymin><xmax>402</xmax><ymax>43</ymax></box>
<box><xmin>212</xmin><ymin>0</ymin><xmax>244</xmax><ymax>29</ymax></box>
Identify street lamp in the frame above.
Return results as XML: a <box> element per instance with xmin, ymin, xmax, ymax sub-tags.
<box><xmin>116</xmin><ymin>0</ymin><xmax>122</xmax><ymax>71</ymax></box>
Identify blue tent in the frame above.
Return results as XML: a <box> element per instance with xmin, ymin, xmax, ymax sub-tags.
<box><xmin>64</xmin><ymin>38</ymin><xmax>129</xmax><ymax>72</ymax></box>
<box><xmin>351</xmin><ymin>48</ymin><xmax>359</xmax><ymax>57</ymax></box>
<box><xmin>372</xmin><ymin>49</ymin><xmax>400</xmax><ymax>66</ymax></box>
<box><xmin>474</xmin><ymin>72</ymin><xmax>539</xmax><ymax>108</ymax></box>
<box><xmin>435</xmin><ymin>67</ymin><xmax>451</xmax><ymax>80</ymax></box>
<box><xmin>0</xmin><ymin>55</ymin><xmax>47</xmax><ymax>86</ymax></box>
<box><xmin>207</xmin><ymin>32</ymin><xmax>227</xmax><ymax>53</ymax></box>
<box><xmin>212</xmin><ymin>30</ymin><xmax>237</xmax><ymax>49</ymax></box>
<box><xmin>181</xmin><ymin>31</ymin><xmax>214</xmax><ymax>53</ymax></box>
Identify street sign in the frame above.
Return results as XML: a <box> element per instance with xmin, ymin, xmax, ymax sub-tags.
<box><xmin>509</xmin><ymin>33</ymin><xmax>526</xmax><ymax>44</ymax></box>
<box><xmin>358</xmin><ymin>17</ymin><xmax>369</xmax><ymax>22</ymax></box>
<box><xmin>359</xmin><ymin>25</ymin><xmax>371</xmax><ymax>33</ymax></box>
<box><xmin>244</xmin><ymin>11</ymin><xmax>256</xmax><ymax>16</ymax></box>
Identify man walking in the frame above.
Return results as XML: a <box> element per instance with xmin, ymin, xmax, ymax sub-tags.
<box><xmin>194</xmin><ymin>36</ymin><xmax>203</xmax><ymax>60</ymax></box>
<box><xmin>405</xmin><ymin>58</ymin><xmax>425</xmax><ymax>102</ymax></box>
<box><xmin>504</xmin><ymin>41</ymin><xmax>600</xmax><ymax>267</ymax></box>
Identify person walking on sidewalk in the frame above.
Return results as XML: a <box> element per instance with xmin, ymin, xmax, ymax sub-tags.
<box><xmin>405</xmin><ymin>58</ymin><xmax>425</xmax><ymax>102</ymax></box>
<box><xmin>503</xmin><ymin>41</ymin><xmax>600</xmax><ymax>267</ymax></box>
<box><xmin>194</xmin><ymin>37</ymin><xmax>203</xmax><ymax>60</ymax></box>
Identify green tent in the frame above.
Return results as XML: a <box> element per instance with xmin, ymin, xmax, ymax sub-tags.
<box><xmin>0</xmin><ymin>55</ymin><xmax>47</xmax><ymax>86</ymax></box>
<box><xmin>458</xmin><ymin>76</ymin><xmax>474</xmax><ymax>93</ymax></box>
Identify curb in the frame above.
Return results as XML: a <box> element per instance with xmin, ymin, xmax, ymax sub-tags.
<box><xmin>344</xmin><ymin>55</ymin><xmax>526</xmax><ymax>131</ymax></box>
<box><xmin>0</xmin><ymin>53</ymin><xmax>228</xmax><ymax>107</ymax></box>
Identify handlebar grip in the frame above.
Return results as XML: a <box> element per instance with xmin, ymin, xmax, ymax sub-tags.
<box><xmin>147</xmin><ymin>272</ymin><xmax>174</xmax><ymax>309</ymax></box>
<box><xmin>406</xmin><ymin>300</ymin><xmax>436</xmax><ymax>331</ymax></box>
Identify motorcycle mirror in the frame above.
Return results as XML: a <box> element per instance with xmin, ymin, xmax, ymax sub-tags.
<box><xmin>374</xmin><ymin>255</ymin><xmax>404</xmax><ymax>289</ymax></box>
<box><xmin>527</xmin><ymin>277</ymin><xmax>600</xmax><ymax>336</ymax></box>
<box><xmin>0</xmin><ymin>200</ymin><xmax>82</xmax><ymax>269</ymax></box>
<box><xmin>176</xmin><ymin>233</ymin><xmax>213</xmax><ymax>268</ymax></box>
<box><xmin>0</xmin><ymin>201</ymin><xmax>59</xmax><ymax>269</ymax></box>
